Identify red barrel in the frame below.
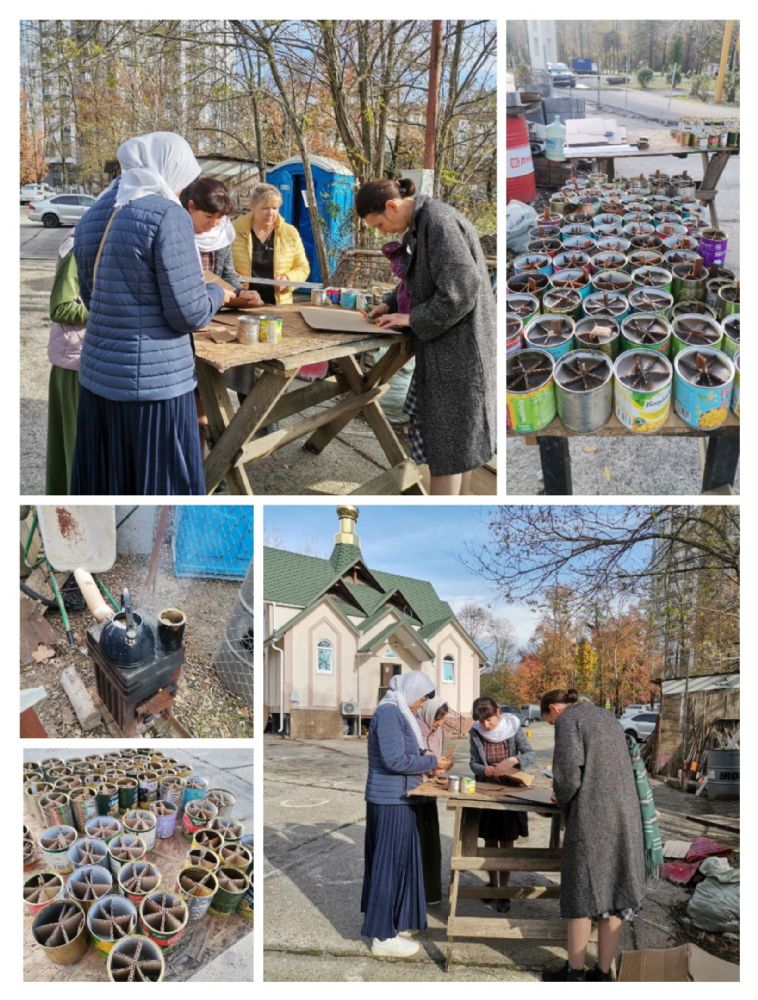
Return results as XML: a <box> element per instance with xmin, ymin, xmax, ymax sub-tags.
<box><xmin>507</xmin><ymin>113</ymin><xmax>536</xmax><ymax>204</ymax></box>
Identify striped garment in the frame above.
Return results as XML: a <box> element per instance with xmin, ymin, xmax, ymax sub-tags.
<box><xmin>626</xmin><ymin>734</ymin><xmax>664</xmax><ymax>879</ymax></box>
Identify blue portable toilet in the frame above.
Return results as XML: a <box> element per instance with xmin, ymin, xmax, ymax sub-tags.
<box><xmin>266</xmin><ymin>156</ymin><xmax>355</xmax><ymax>284</ymax></box>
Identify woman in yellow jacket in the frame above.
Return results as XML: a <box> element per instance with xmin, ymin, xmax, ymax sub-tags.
<box><xmin>232</xmin><ymin>182</ymin><xmax>310</xmax><ymax>306</ymax></box>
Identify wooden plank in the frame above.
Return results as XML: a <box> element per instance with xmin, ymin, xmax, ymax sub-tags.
<box><xmin>203</xmin><ymin>368</ymin><xmax>296</xmax><ymax>493</ymax></box>
<box><xmin>458</xmin><ymin>885</ymin><xmax>561</xmax><ymax>900</ymax></box>
<box><xmin>267</xmin><ymin>375</ymin><xmax>349</xmax><ymax>422</ymax></box>
<box><xmin>195</xmin><ymin>363</ymin><xmax>254</xmax><ymax>496</ymax></box>
<box><xmin>452</xmin><ymin>851</ymin><xmax>563</xmax><ymax>873</ymax></box>
<box><xmin>238</xmin><ymin>385</ymin><xmax>386</xmax><ymax>465</ymax></box>
<box><xmin>350</xmin><ymin>460</ymin><xmax>423</xmax><ymax>496</ymax></box>
<box><xmin>447</xmin><ymin>916</ymin><xmax>571</xmax><ymax>940</ymax></box>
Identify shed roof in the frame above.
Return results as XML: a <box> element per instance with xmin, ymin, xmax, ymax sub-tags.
<box><xmin>270</xmin><ymin>155</ymin><xmax>354</xmax><ymax>176</ymax></box>
<box><xmin>660</xmin><ymin>673</ymin><xmax>740</xmax><ymax>695</ymax></box>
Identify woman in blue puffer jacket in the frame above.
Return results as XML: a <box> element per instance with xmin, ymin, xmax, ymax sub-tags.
<box><xmin>71</xmin><ymin>132</ymin><xmax>233</xmax><ymax>494</ymax></box>
<box><xmin>361</xmin><ymin>672</ymin><xmax>453</xmax><ymax>959</ymax></box>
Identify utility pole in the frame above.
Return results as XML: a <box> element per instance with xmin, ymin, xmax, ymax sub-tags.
<box><xmin>424</xmin><ymin>20</ymin><xmax>443</xmax><ymax>170</ymax></box>
<box><xmin>714</xmin><ymin>20</ymin><xmax>735</xmax><ymax>104</ymax></box>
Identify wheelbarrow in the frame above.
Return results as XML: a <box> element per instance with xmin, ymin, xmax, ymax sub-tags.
<box><xmin>20</xmin><ymin>506</ymin><xmax>135</xmax><ymax>645</ymax></box>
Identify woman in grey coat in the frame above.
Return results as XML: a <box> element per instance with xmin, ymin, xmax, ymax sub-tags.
<box><xmin>356</xmin><ymin>178</ymin><xmax>496</xmax><ymax>495</ymax></box>
<box><xmin>540</xmin><ymin>689</ymin><xmax>646</xmax><ymax>982</ymax></box>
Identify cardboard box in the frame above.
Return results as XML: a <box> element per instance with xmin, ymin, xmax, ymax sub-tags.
<box><xmin>618</xmin><ymin>943</ymin><xmax>739</xmax><ymax>982</ymax></box>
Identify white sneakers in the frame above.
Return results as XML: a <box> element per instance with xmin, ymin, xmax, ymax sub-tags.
<box><xmin>370</xmin><ymin>935</ymin><xmax>420</xmax><ymax>958</ymax></box>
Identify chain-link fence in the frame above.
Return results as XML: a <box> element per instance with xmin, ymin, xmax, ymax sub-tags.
<box><xmin>212</xmin><ymin>558</ymin><xmax>254</xmax><ymax>710</ymax></box>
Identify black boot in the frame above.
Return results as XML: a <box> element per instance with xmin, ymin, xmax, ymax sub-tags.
<box><xmin>586</xmin><ymin>965</ymin><xmax>613</xmax><ymax>982</ymax></box>
<box><xmin>541</xmin><ymin>961</ymin><xmax>586</xmax><ymax>981</ymax></box>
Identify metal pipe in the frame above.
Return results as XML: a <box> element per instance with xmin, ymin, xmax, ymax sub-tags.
<box><xmin>270</xmin><ymin>604</ymin><xmax>286</xmax><ymax>734</ymax></box>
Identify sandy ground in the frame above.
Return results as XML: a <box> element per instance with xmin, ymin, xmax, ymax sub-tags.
<box><xmin>23</xmin><ymin>746</ymin><xmax>253</xmax><ymax>982</ymax></box>
<box><xmin>21</xmin><ymin>536</ymin><xmax>252</xmax><ymax>738</ymax></box>
<box><xmin>263</xmin><ymin>722</ymin><xmax>738</xmax><ymax>981</ymax></box>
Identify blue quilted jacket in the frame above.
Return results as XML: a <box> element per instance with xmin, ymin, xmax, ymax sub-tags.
<box><xmin>74</xmin><ymin>182</ymin><xmax>225</xmax><ymax>401</ymax></box>
<box><xmin>365</xmin><ymin>703</ymin><xmax>437</xmax><ymax>805</ymax></box>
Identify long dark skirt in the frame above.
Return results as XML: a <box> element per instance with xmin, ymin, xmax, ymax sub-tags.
<box><xmin>415</xmin><ymin>798</ymin><xmax>442</xmax><ymax>904</ymax></box>
<box><xmin>361</xmin><ymin>802</ymin><xmax>427</xmax><ymax>940</ymax></box>
<box><xmin>71</xmin><ymin>387</ymin><xmax>205</xmax><ymax>495</ymax></box>
<box><xmin>479</xmin><ymin>809</ymin><xmax>528</xmax><ymax>842</ymax></box>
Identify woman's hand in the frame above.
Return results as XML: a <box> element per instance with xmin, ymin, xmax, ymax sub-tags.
<box><xmin>222</xmin><ymin>288</ymin><xmax>236</xmax><ymax>306</ymax></box>
<box><xmin>436</xmin><ymin>754</ymin><xmax>454</xmax><ymax>772</ymax></box>
<box><xmin>375</xmin><ymin>312</ymin><xmax>411</xmax><ymax>329</ymax></box>
<box><xmin>234</xmin><ymin>289</ymin><xmax>263</xmax><ymax>308</ymax></box>
<box><xmin>369</xmin><ymin>302</ymin><xmax>390</xmax><ymax>320</ymax></box>
<box><xmin>490</xmin><ymin>757</ymin><xmax>519</xmax><ymax>777</ymax></box>
<box><xmin>273</xmin><ymin>274</ymin><xmax>289</xmax><ymax>292</ymax></box>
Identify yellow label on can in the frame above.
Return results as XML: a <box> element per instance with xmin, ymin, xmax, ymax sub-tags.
<box><xmin>614</xmin><ymin>382</ymin><xmax>670</xmax><ymax>433</ymax></box>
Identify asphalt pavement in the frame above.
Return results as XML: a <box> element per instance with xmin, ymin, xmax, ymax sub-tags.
<box><xmin>263</xmin><ymin>724</ymin><xmax>694</xmax><ymax>981</ymax></box>
<box><xmin>572</xmin><ymin>83</ymin><xmax>740</xmax><ymax>125</ymax></box>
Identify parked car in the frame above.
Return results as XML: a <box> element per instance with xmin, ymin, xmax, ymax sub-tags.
<box><xmin>547</xmin><ymin>62</ymin><xmax>576</xmax><ymax>88</ymax></box>
<box><xmin>20</xmin><ymin>183</ymin><xmax>54</xmax><ymax>204</ymax></box>
<box><xmin>521</xmin><ymin>704</ymin><xmax>542</xmax><ymax>722</ymax></box>
<box><xmin>27</xmin><ymin>193</ymin><xmax>97</xmax><ymax>227</ymax></box>
<box><xmin>500</xmin><ymin>705</ymin><xmax>527</xmax><ymax>726</ymax></box>
<box><xmin>619</xmin><ymin>711</ymin><xmax>659</xmax><ymax>742</ymax></box>
<box><xmin>620</xmin><ymin>703</ymin><xmax>651</xmax><ymax>717</ymax></box>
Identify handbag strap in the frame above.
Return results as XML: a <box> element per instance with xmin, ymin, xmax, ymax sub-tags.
<box><xmin>92</xmin><ymin>207</ymin><xmax>120</xmax><ymax>288</ymax></box>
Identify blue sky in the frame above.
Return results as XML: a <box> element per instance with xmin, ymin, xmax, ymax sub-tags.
<box><xmin>264</xmin><ymin>504</ymin><xmax>538</xmax><ymax>645</ymax></box>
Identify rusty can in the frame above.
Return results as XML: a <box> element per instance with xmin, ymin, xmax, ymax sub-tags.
<box><xmin>310</xmin><ymin>288</ymin><xmax>328</xmax><ymax>306</ymax></box>
<box><xmin>258</xmin><ymin>315</ymin><xmax>283</xmax><ymax>344</ymax></box>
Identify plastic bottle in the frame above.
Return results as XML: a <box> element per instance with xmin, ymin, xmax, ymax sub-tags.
<box><xmin>545</xmin><ymin>114</ymin><xmax>566</xmax><ymax>162</ymax></box>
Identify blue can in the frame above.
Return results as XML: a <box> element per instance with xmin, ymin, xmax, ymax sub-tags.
<box><xmin>673</xmin><ymin>347</ymin><xmax>734</xmax><ymax>430</ymax></box>
<box><xmin>524</xmin><ymin>314</ymin><xmax>575</xmax><ymax>360</ymax></box>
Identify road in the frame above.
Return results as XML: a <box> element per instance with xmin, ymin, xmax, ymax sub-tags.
<box><xmin>262</xmin><ymin>724</ymin><xmax>727</xmax><ymax>981</ymax></box>
<box><xmin>571</xmin><ymin>83</ymin><xmax>739</xmax><ymax>125</ymax></box>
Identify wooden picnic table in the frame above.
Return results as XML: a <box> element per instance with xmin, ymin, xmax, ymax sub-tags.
<box><xmin>409</xmin><ymin>777</ymin><xmax>589</xmax><ymax>969</ymax></box>
<box><xmin>193</xmin><ymin>304</ymin><xmax>424</xmax><ymax>496</ymax></box>
<box><xmin>507</xmin><ymin>409</ymin><xmax>739</xmax><ymax>495</ymax></box>
<box><xmin>562</xmin><ymin>128</ymin><xmax>739</xmax><ymax>228</ymax></box>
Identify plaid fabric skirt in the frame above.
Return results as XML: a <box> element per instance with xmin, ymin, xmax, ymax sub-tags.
<box><xmin>403</xmin><ymin>373</ymin><xmax>428</xmax><ymax>465</ymax></box>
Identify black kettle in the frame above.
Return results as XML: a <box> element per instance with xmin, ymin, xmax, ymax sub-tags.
<box><xmin>99</xmin><ymin>589</ymin><xmax>155</xmax><ymax>668</ymax></box>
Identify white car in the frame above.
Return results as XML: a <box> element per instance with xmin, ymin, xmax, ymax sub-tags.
<box><xmin>27</xmin><ymin>193</ymin><xmax>97</xmax><ymax>227</ymax></box>
<box><xmin>619</xmin><ymin>711</ymin><xmax>659</xmax><ymax>742</ymax></box>
<box><xmin>20</xmin><ymin>183</ymin><xmax>54</xmax><ymax>204</ymax></box>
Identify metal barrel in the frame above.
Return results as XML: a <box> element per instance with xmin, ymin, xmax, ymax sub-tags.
<box><xmin>673</xmin><ymin>347</ymin><xmax>734</xmax><ymax>430</ymax></box>
<box><xmin>139</xmin><ymin>892</ymin><xmax>189</xmax><ymax>951</ymax></box>
<box><xmin>706</xmin><ymin>750</ymin><xmax>740</xmax><ymax>800</ymax></box>
<box><xmin>65</xmin><ymin>864</ymin><xmax>113</xmax><ymax>913</ymax></box>
<box><xmin>151</xmin><ymin>800</ymin><xmax>179</xmax><ymax>838</ymax></box>
<box><xmin>32</xmin><ymin>899</ymin><xmax>89</xmax><ymax>965</ymax></box>
<box><xmin>209</xmin><ymin>867</ymin><xmax>250</xmax><ymax>918</ymax></box>
<box><xmin>107</xmin><ymin>934</ymin><xmax>165</xmax><ymax>982</ymax></box>
<box><xmin>24</xmin><ymin>870</ymin><xmax>66</xmax><ymax>916</ymax></box>
<box><xmin>87</xmin><ymin>894</ymin><xmax>138</xmax><ymax>955</ymax></box>
<box><xmin>176</xmin><ymin>866</ymin><xmax>219</xmax><ymax>923</ymax></box>
<box><xmin>554</xmin><ymin>350</ymin><xmax>613</xmax><ymax>433</ymax></box>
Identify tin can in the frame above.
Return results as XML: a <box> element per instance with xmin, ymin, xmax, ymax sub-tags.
<box><xmin>107</xmin><ymin>935</ymin><xmax>165</xmax><ymax>982</ymax></box>
<box><xmin>356</xmin><ymin>291</ymin><xmax>374</xmax><ymax>313</ymax></box>
<box><xmin>716</xmin><ymin>283</ymin><xmax>740</xmax><ymax>320</ymax></box>
<box><xmin>614</xmin><ymin>350</ymin><xmax>673</xmax><ymax>433</ymax></box>
<box><xmin>620</xmin><ymin>314</ymin><xmax>672</xmax><ymax>355</ymax></box>
<box><xmin>96</xmin><ymin>782</ymin><xmax>120</xmax><ymax>817</ymax></box>
<box><xmin>258</xmin><ymin>315</ymin><xmax>283</xmax><ymax>343</ymax></box>
<box><xmin>673</xmin><ymin>347</ymin><xmax>734</xmax><ymax>430</ymax></box>
<box><xmin>670</xmin><ymin>314</ymin><xmax>722</xmax><ymax>357</ymax></box>
<box><xmin>340</xmin><ymin>288</ymin><xmax>358</xmax><ymax>309</ymax></box>
<box><xmin>554</xmin><ymin>350</ymin><xmax>614</xmax><ymax>432</ymax></box>
<box><xmin>33</xmin><ymin>899</ymin><xmax>89</xmax><ymax>965</ymax></box>
<box><xmin>506</xmin><ymin>349</ymin><xmax>557</xmax><ymax>433</ymax></box>
<box><xmin>460</xmin><ymin>777</ymin><xmax>477</xmax><ymax>795</ymax></box>
<box><xmin>699</xmin><ymin>228</ymin><xmax>728</xmax><ymax>267</ymax></box>
<box><xmin>447</xmin><ymin>775</ymin><xmax>461</xmax><ymax>793</ymax></box>
<box><xmin>137</xmin><ymin>771</ymin><xmax>159</xmax><ymax>809</ymax></box>
<box><xmin>325</xmin><ymin>286</ymin><xmax>341</xmax><ymax>305</ymax></box>
<box><xmin>506</xmin><ymin>313</ymin><xmax>523</xmax><ymax>356</ymax></box>
<box><xmin>210</xmin><ymin>867</ymin><xmax>250</xmax><ymax>918</ymax></box>
<box><xmin>237</xmin><ymin>315</ymin><xmax>260</xmax><ymax>345</ymax></box>
<box><xmin>731</xmin><ymin>351</ymin><xmax>740</xmax><ymax>418</ymax></box>
<box><xmin>139</xmin><ymin>892</ymin><xmax>189</xmax><ymax>952</ymax></box>
<box><xmin>721</xmin><ymin>315</ymin><xmax>739</xmax><ymax>359</ymax></box>
<box><xmin>87</xmin><ymin>895</ymin><xmax>138</xmax><ymax>955</ymax></box>
<box><xmin>176</xmin><ymin>866</ymin><xmax>218</xmax><ymax>923</ymax></box>
<box><xmin>310</xmin><ymin>288</ymin><xmax>328</xmax><ymax>306</ymax></box>
<box><xmin>24</xmin><ymin>870</ymin><xmax>66</xmax><ymax>917</ymax></box>
<box><xmin>505</xmin><ymin>292</ymin><xmax>540</xmax><ymax>327</ymax></box>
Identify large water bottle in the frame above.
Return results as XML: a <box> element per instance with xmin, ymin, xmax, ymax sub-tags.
<box><xmin>545</xmin><ymin>114</ymin><xmax>567</xmax><ymax>162</ymax></box>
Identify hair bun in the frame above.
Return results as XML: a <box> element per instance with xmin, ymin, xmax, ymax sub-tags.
<box><xmin>566</xmin><ymin>689</ymin><xmax>580</xmax><ymax>703</ymax></box>
<box><xmin>397</xmin><ymin>177</ymin><xmax>416</xmax><ymax>198</ymax></box>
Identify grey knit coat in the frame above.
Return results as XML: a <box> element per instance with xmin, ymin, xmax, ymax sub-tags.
<box><xmin>388</xmin><ymin>195</ymin><xmax>497</xmax><ymax>477</ymax></box>
<box><xmin>553</xmin><ymin>701</ymin><xmax>646</xmax><ymax>919</ymax></box>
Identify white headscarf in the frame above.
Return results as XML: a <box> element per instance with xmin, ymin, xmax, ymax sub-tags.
<box><xmin>195</xmin><ymin>216</ymin><xmax>236</xmax><ymax>253</ymax></box>
<box><xmin>380</xmin><ymin>672</ymin><xmax>436</xmax><ymax>750</ymax></box>
<box><xmin>115</xmin><ymin>132</ymin><xmax>200</xmax><ymax>208</ymax></box>
<box><xmin>472</xmin><ymin>712</ymin><xmax>520</xmax><ymax>744</ymax></box>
